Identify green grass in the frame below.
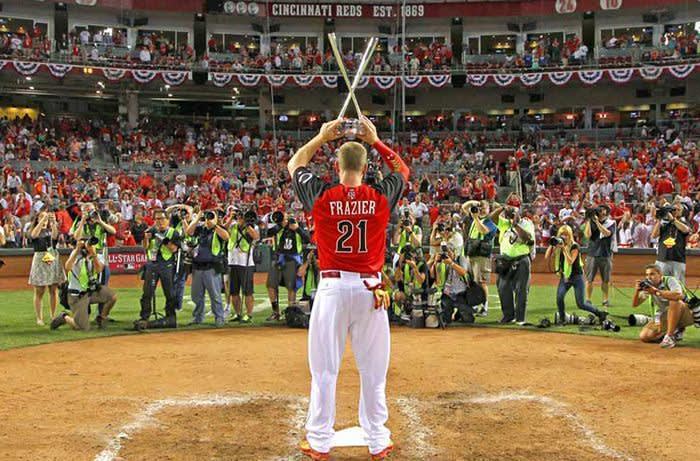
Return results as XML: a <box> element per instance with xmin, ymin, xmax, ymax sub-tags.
<box><xmin>0</xmin><ymin>284</ymin><xmax>698</xmax><ymax>350</ymax></box>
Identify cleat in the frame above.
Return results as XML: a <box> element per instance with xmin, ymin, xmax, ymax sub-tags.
<box><xmin>299</xmin><ymin>439</ymin><xmax>329</xmax><ymax>460</ymax></box>
<box><xmin>229</xmin><ymin>314</ymin><xmax>241</xmax><ymax>323</ymax></box>
<box><xmin>371</xmin><ymin>441</ymin><xmax>395</xmax><ymax>460</ymax></box>
<box><xmin>240</xmin><ymin>314</ymin><xmax>252</xmax><ymax>324</ymax></box>
<box><xmin>660</xmin><ymin>334</ymin><xmax>677</xmax><ymax>349</ymax></box>
<box><xmin>266</xmin><ymin>312</ymin><xmax>281</xmax><ymax>322</ymax></box>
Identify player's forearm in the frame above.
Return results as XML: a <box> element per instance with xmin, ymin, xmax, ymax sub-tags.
<box><xmin>373</xmin><ymin>140</ymin><xmax>409</xmax><ymax>181</ymax></box>
<box><xmin>288</xmin><ymin>134</ymin><xmax>324</xmax><ymax>177</ymax></box>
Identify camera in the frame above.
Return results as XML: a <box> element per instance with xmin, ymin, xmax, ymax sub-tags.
<box><xmin>204</xmin><ymin>211</ymin><xmax>216</xmax><ymax>221</ymax></box>
<box><xmin>365</xmin><ymin>165</ymin><xmax>377</xmax><ymax>186</ymax></box>
<box><xmin>549</xmin><ymin>236</ymin><xmax>563</xmax><ymax>247</ymax></box>
<box><xmin>637</xmin><ymin>279</ymin><xmax>654</xmax><ymax>291</ymax></box>
<box><xmin>584</xmin><ymin>208</ymin><xmax>598</xmax><ymax>221</ymax></box>
<box><xmin>179</xmin><ymin>209</ymin><xmax>189</xmax><ymax>219</ymax></box>
<box><xmin>80</xmin><ymin>236</ymin><xmax>100</xmax><ymax>246</ymax></box>
<box><xmin>602</xmin><ymin>319</ymin><xmax>621</xmax><ymax>332</ymax></box>
<box><xmin>470</xmin><ymin>205</ymin><xmax>480</xmax><ymax>214</ymax></box>
<box><xmin>503</xmin><ymin>207</ymin><xmax>516</xmax><ymax>220</ymax></box>
<box><xmin>401</xmin><ymin>245</ymin><xmax>415</xmax><ymax>262</ymax></box>
<box><xmin>243</xmin><ymin>210</ymin><xmax>257</xmax><ymax>226</ymax></box>
<box><xmin>439</xmin><ymin>242</ymin><xmax>450</xmax><ymax>261</ymax></box>
<box><xmin>87</xmin><ymin>210</ymin><xmax>99</xmax><ymax>220</ymax></box>
<box><xmin>271</xmin><ymin>211</ymin><xmax>285</xmax><ymax>225</ymax></box>
<box><xmin>655</xmin><ymin>205</ymin><xmax>674</xmax><ymax>220</ymax></box>
<box><xmin>402</xmin><ymin>219</ymin><xmax>412</xmax><ymax>228</ymax></box>
<box><xmin>288</xmin><ymin>217</ymin><xmax>297</xmax><ymax>226</ymax></box>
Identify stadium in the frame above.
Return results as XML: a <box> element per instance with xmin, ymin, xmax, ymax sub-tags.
<box><xmin>1</xmin><ymin>0</ymin><xmax>700</xmax><ymax>459</ymax></box>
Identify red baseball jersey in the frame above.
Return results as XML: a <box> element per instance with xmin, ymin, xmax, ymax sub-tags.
<box><xmin>293</xmin><ymin>167</ymin><xmax>405</xmax><ymax>273</ymax></box>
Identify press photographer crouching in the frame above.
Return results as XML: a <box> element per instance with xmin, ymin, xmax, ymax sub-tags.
<box><xmin>633</xmin><ymin>264</ymin><xmax>700</xmax><ymax>349</ymax></box>
<box><xmin>266</xmin><ymin>211</ymin><xmax>310</xmax><ymax>321</ymax></box>
<box><xmin>226</xmin><ymin>209</ymin><xmax>260</xmax><ymax>324</ymax></box>
<box><xmin>493</xmin><ymin>197</ymin><xmax>535</xmax><ymax>324</ymax></box>
<box><xmin>51</xmin><ymin>237</ymin><xmax>117</xmax><ymax>331</ymax></box>
<box><xmin>136</xmin><ymin>209</ymin><xmax>181</xmax><ymax>330</ymax></box>
<box><xmin>430</xmin><ymin>242</ymin><xmax>480</xmax><ymax>324</ymax></box>
<box><xmin>583</xmin><ymin>204</ymin><xmax>615</xmax><ymax>307</ymax></box>
<box><xmin>651</xmin><ymin>201</ymin><xmax>691</xmax><ymax>283</ymax></box>
<box><xmin>461</xmin><ymin>200</ymin><xmax>497</xmax><ymax>317</ymax></box>
<box><xmin>187</xmin><ymin>209</ymin><xmax>230</xmax><ymax>326</ymax></box>
<box><xmin>545</xmin><ymin>225</ymin><xmax>608</xmax><ymax>325</ymax></box>
<box><xmin>392</xmin><ymin>245</ymin><xmax>428</xmax><ymax>319</ymax></box>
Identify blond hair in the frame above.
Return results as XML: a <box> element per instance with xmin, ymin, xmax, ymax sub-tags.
<box><xmin>337</xmin><ymin>141</ymin><xmax>367</xmax><ymax>173</ymax></box>
<box><xmin>557</xmin><ymin>225</ymin><xmax>574</xmax><ymax>241</ymax></box>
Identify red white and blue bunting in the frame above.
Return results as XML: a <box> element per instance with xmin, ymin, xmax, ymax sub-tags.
<box><xmin>12</xmin><ymin>61</ymin><xmax>41</xmax><ymax>76</ymax></box>
<box><xmin>666</xmin><ymin>64</ymin><xmax>696</xmax><ymax>79</ymax></box>
<box><xmin>520</xmin><ymin>73</ymin><xmax>543</xmax><ymax>87</ymax></box>
<box><xmin>547</xmin><ymin>71</ymin><xmax>573</xmax><ymax>86</ymax></box>
<box><xmin>493</xmin><ymin>74</ymin><xmax>516</xmax><ymax>87</ymax></box>
<box><xmin>1</xmin><ymin>61</ymin><xmax>699</xmax><ymax>89</ymax></box>
<box><xmin>467</xmin><ymin>74</ymin><xmax>488</xmax><ymax>87</ymax></box>
<box><xmin>292</xmin><ymin>75</ymin><xmax>315</xmax><ymax>87</ymax></box>
<box><xmin>211</xmin><ymin>72</ymin><xmax>233</xmax><ymax>87</ymax></box>
<box><xmin>426</xmin><ymin>74</ymin><xmax>450</xmax><ymax>87</ymax></box>
<box><xmin>320</xmin><ymin>75</ymin><xmax>338</xmax><ymax>88</ymax></box>
<box><xmin>161</xmin><ymin>71</ymin><xmax>189</xmax><ymax>86</ymax></box>
<box><xmin>237</xmin><ymin>74</ymin><xmax>263</xmax><ymax>87</ymax></box>
<box><xmin>373</xmin><ymin>76</ymin><xmax>395</xmax><ymax>90</ymax></box>
<box><xmin>577</xmin><ymin>70</ymin><xmax>604</xmax><ymax>85</ymax></box>
<box><xmin>132</xmin><ymin>69</ymin><xmax>157</xmax><ymax>84</ymax></box>
<box><xmin>102</xmin><ymin>67</ymin><xmax>128</xmax><ymax>81</ymax></box>
<box><xmin>638</xmin><ymin>66</ymin><xmax>663</xmax><ymax>80</ymax></box>
<box><xmin>607</xmin><ymin>68</ymin><xmax>634</xmax><ymax>83</ymax></box>
<box><xmin>46</xmin><ymin>63</ymin><xmax>73</xmax><ymax>78</ymax></box>
<box><xmin>402</xmin><ymin>75</ymin><xmax>423</xmax><ymax>88</ymax></box>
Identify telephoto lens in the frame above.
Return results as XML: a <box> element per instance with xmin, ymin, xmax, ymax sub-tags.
<box><xmin>602</xmin><ymin>319</ymin><xmax>621</xmax><ymax>332</ymax></box>
<box><xmin>470</xmin><ymin>206</ymin><xmax>480</xmax><ymax>214</ymax></box>
<box><xmin>549</xmin><ymin>236</ymin><xmax>562</xmax><ymax>246</ymax></box>
<box><xmin>628</xmin><ymin>314</ymin><xmax>652</xmax><ymax>327</ymax></box>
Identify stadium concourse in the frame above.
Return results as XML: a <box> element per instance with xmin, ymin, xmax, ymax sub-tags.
<box><xmin>2</xmin><ymin>0</ymin><xmax>700</xmax><ymax>460</ymax></box>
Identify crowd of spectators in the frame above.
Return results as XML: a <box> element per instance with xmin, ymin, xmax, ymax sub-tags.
<box><xmin>1</xmin><ymin>115</ymin><xmax>700</xmax><ymax>254</ymax></box>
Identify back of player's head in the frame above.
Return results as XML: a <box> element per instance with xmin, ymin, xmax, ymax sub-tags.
<box><xmin>337</xmin><ymin>141</ymin><xmax>367</xmax><ymax>173</ymax></box>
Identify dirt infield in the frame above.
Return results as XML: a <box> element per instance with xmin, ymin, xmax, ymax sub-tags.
<box><xmin>1</xmin><ymin>327</ymin><xmax>699</xmax><ymax>460</ymax></box>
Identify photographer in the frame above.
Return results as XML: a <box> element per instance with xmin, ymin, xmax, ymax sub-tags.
<box><xmin>226</xmin><ymin>209</ymin><xmax>260</xmax><ymax>324</ymax></box>
<box><xmin>298</xmin><ymin>245</ymin><xmax>320</xmax><ymax>308</ymax></box>
<box><xmin>429</xmin><ymin>216</ymin><xmax>463</xmax><ymax>259</ymax></box>
<box><xmin>167</xmin><ymin>204</ymin><xmax>193</xmax><ymax>312</ymax></box>
<box><xmin>545</xmin><ymin>225</ymin><xmax>608</xmax><ymax>325</ymax></box>
<box><xmin>266</xmin><ymin>211</ymin><xmax>310</xmax><ymax>321</ymax></box>
<box><xmin>493</xmin><ymin>199</ymin><xmax>536</xmax><ymax>324</ymax></box>
<box><xmin>391</xmin><ymin>210</ymin><xmax>422</xmax><ymax>261</ymax></box>
<box><xmin>430</xmin><ymin>242</ymin><xmax>474</xmax><ymax>323</ymax></box>
<box><xmin>633</xmin><ymin>264</ymin><xmax>699</xmax><ymax>349</ymax></box>
<box><xmin>583</xmin><ymin>204</ymin><xmax>615</xmax><ymax>307</ymax></box>
<box><xmin>393</xmin><ymin>246</ymin><xmax>428</xmax><ymax>314</ymax></box>
<box><xmin>70</xmin><ymin>202</ymin><xmax>117</xmax><ymax>319</ymax></box>
<box><xmin>28</xmin><ymin>211</ymin><xmax>66</xmax><ymax>326</ymax></box>
<box><xmin>461</xmin><ymin>200</ymin><xmax>497</xmax><ymax>316</ymax></box>
<box><xmin>136</xmin><ymin>209</ymin><xmax>181</xmax><ymax>329</ymax></box>
<box><xmin>186</xmin><ymin>209</ymin><xmax>229</xmax><ymax>326</ymax></box>
<box><xmin>50</xmin><ymin>238</ymin><xmax>117</xmax><ymax>331</ymax></box>
<box><xmin>651</xmin><ymin>202</ymin><xmax>690</xmax><ymax>283</ymax></box>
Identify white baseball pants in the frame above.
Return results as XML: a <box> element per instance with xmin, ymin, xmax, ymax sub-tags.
<box><xmin>305</xmin><ymin>271</ymin><xmax>392</xmax><ymax>455</ymax></box>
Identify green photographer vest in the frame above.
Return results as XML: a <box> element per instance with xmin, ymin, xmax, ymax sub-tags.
<box><xmin>397</xmin><ymin>226</ymin><xmax>421</xmax><ymax>253</ymax></box>
<box><xmin>147</xmin><ymin>228</ymin><xmax>176</xmax><ymax>261</ymax></box>
<box><xmin>229</xmin><ymin>224</ymin><xmax>252</xmax><ymax>252</ymax></box>
<box><xmin>274</xmin><ymin>229</ymin><xmax>302</xmax><ymax>254</ymax></box>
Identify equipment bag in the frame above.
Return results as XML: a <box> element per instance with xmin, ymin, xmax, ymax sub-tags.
<box><xmin>285</xmin><ymin>304</ymin><xmax>310</xmax><ymax>329</ymax></box>
<box><xmin>58</xmin><ymin>282</ymin><xmax>71</xmax><ymax>310</ymax></box>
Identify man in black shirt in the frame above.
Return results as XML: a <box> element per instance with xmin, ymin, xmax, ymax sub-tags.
<box><xmin>265</xmin><ymin>212</ymin><xmax>310</xmax><ymax>320</ymax></box>
<box><xmin>652</xmin><ymin>202</ymin><xmax>691</xmax><ymax>283</ymax></box>
<box><xmin>583</xmin><ymin>205</ymin><xmax>616</xmax><ymax>307</ymax></box>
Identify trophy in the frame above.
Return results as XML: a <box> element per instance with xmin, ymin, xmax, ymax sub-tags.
<box><xmin>327</xmin><ymin>33</ymin><xmax>378</xmax><ymax>140</ymax></box>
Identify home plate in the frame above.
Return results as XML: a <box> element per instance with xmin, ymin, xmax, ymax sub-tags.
<box><xmin>331</xmin><ymin>426</ymin><xmax>369</xmax><ymax>447</ymax></box>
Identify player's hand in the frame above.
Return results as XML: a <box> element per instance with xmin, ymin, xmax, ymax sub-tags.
<box><xmin>357</xmin><ymin>116</ymin><xmax>379</xmax><ymax>145</ymax></box>
<box><xmin>319</xmin><ymin>119</ymin><xmax>344</xmax><ymax>143</ymax></box>
<box><xmin>364</xmin><ymin>281</ymin><xmax>390</xmax><ymax>310</ymax></box>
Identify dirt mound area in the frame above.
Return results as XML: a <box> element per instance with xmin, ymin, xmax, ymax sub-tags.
<box><xmin>0</xmin><ymin>327</ymin><xmax>699</xmax><ymax>460</ymax></box>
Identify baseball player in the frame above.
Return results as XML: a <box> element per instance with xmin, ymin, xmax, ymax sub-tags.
<box><xmin>289</xmin><ymin>116</ymin><xmax>409</xmax><ymax>460</ymax></box>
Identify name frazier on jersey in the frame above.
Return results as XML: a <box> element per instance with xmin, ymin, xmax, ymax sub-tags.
<box><xmin>328</xmin><ymin>200</ymin><xmax>377</xmax><ymax>216</ymax></box>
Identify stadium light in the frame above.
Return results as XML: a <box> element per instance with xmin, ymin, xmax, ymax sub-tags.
<box><xmin>25</xmin><ymin>76</ymin><xmax>32</xmax><ymax>81</ymax></box>
<box><xmin>28</xmin><ymin>86</ymin><xmax>35</xmax><ymax>90</ymax></box>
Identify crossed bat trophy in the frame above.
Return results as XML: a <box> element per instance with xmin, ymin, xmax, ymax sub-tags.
<box><xmin>327</xmin><ymin>33</ymin><xmax>379</xmax><ymax>140</ymax></box>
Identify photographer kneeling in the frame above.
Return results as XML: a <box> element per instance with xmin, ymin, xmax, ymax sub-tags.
<box><xmin>430</xmin><ymin>242</ymin><xmax>474</xmax><ymax>324</ymax></box>
<box><xmin>51</xmin><ymin>238</ymin><xmax>117</xmax><ymax>331</ymax></box>
<box><xmin>545</xmin><ymin>226</ymin><xmax>608</xmax><ymax>325</ymax></box>
<box><xmin>633</xmin><ymin>264</ymin><xmax>700</xmax><ymax>349</ymax></box>
<box><xmin>393</xmin><ymin>246</ymin><xmax>428</xmax><ymax>316</ymax></box>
